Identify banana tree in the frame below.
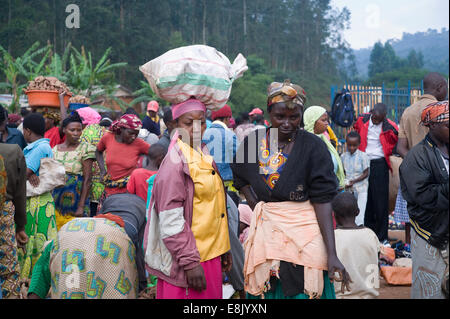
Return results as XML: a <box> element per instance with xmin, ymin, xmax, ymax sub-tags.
<box><xmin>130</xmin><ymin>80</ymin><xmax>168</xmax><ymax>109</ymax></box>
<box><xmin>0</xmin><ymin>41</ymin><xmax>50</xmax><ymax>113</ymax></box>
<box><xmin>67</xmin><ymin>46</ymin><xmax>127</xmax><ymax>97</ymax></box>
<box><xmin>44</xmin><ymin>42</ymin><xmax>73</xmax><ymax>83</ymax></box>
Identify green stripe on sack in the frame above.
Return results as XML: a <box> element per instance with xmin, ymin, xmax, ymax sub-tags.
<box><xmin>157</xmin><ymin>73</ymin><xmax>231</xmax><ymax>91</ymax></box>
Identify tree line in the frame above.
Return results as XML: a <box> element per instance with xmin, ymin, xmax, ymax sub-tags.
<box><xmin>0</xmin><ymin>0</ymin><xmax>355</xmax><ymax>114</ymax></box>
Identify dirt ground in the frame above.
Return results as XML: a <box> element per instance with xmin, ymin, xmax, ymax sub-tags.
<box><xmin>378</xmin><ymin>277</ymin><xmax>411</xmax><ymax>299</ymax></box>
<box><xmin>377</xmin><ymin>229</ymin><xmax>411</xmax><ymax>299</ymax></box>
<box><xmin>139</xmin><ymin>230</ymin><xmax>414</xmax><ymax>300</ymax></box>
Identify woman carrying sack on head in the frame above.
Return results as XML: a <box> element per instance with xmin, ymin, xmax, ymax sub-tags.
<box><xmin>144</xmin><ymin>98</ymin><xmax>232</xmax><ymax>299</ymax></box>
<box><xmin>18</xmin><ymin>113</ymin><xmax>58</xmax><ymax>280</ymax></box>
<box><xmin>52</xmin><ymin>112</ymin><xmax>96</xmax><ymax>230</ymax></box>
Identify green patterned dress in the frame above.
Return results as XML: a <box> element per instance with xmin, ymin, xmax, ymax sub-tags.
<box><xmin>52</xmin><ymin>141</ymin><xmax>96</xmax><ymax>230</ymax></box>
<box><xmin>80</xmin><ymin>124</ymin><xmax>106</xmax><ymax>204</ymax></box>
<box><xmin>18</xmin><ymin>193</ymin><xmax>58</xmax><ymax>279</ymax></box>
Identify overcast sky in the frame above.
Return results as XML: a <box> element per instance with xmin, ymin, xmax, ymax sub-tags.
<box><xmin>330</xmin><ymin>0</ymin><xmax>450</xmax><ymax>49</ymax></box>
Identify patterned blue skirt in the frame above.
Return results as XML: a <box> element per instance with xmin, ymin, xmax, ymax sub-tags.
<box><xmin>394</xmin><ymin>187</ymin><xmax>410</xmax><ymax>224</ymax></box>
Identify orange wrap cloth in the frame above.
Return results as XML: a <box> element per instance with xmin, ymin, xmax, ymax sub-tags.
<box><xmin>243</xmin><ymin>201</ymin><xmax>328</xmax><ymax>298</ymax></box>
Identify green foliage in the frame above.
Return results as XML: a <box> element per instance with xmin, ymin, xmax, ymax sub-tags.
<box><xmin>367</xmin><ymin>39</ymin><xmax>443</xmax><ymax>87</ymax></box>
<box><xmin>0</xmin><ymin>0</ymin><xmax>353</xmax><ymax>115</ymax></box>
<box><xmin>365</xmin><ymin>68</ymin><xmax>430</xmax><ymax>87</ymax></box>
<box><xmin>66</xmin><ymin>46</ymin><xmax>128</xmax><ymax>96</ymax></box>
<box><xmin>0</xmin><ymin>40</ymin><xmax>127</xmax><ymax>113</ymax></box>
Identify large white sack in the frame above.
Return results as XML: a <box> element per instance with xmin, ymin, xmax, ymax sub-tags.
<box><xmin>139</xmin><ymin>45</ymin><xmax>248</xmax><ymax>111</ymax></box>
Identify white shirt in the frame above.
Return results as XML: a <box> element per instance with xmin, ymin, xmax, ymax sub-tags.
<box><xmin>365</xmin><ymin>118</ymin><xmax>384</xmax><ymax>160</ymax></box>
<box><xmin>334</xmin><ymin>228</ymin><xmax>380</xmax><ymax>299</ymax></box>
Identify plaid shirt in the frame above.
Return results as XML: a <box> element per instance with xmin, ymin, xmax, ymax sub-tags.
<box><xmin>341</xmin><ymin>149</ymin><xmax>370</xmax><ymax>193</ymax></box>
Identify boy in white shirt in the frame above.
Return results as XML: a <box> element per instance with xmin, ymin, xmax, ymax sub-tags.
<box><xmin>341</xmin><ymin>131</ymin><xmax>370</xmax><ymax>226</ymax></box>
<box><xmin>332</xmin><ymin>192</ymin><xmax>380</xmax><ymax>299</ymax></box>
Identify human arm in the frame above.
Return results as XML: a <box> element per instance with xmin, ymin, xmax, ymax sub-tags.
<box><xmin>96</xmin><ymin>134</ymin><xmax>108</xmax><ymax>180</ymax></box>
<box><xmin>346</xmin><ymin>168</ymin><xmax>369</xmax><ymax>188</ymax></box>
<box><xmin>58</xmin><ymin>92</ymin><xmax>68</xmax><ymax>138</ymax></box>
<box><xmin>96</xmin><ymin>149</ymin><xmax>106</xmax><ymax>181</ymax></box>
<box><xmin>12</xmin><ymin>147</ymin><xmax>27</xmax><ymax>240</ymax></box>
<box><xmin>153</xmin><ymin>150</ymin><xmax>203</xmax><ymax>290</ymax></box>
<box><xmin>75</xmin><ymin>140</ymin><xmax>96</xmax><ymax>217</ymax></box>
<box><xmin>308</xmin><ymin>138</ymin><xmax>351</xmax><ymax>292</ymax></box>
<box><xmin>400</xmin><ymin>149</ymin><xmax>449</xmax><ymax>212</ymax></box>
<box><xmin>239</xmin><ymin>185</ymin><xmax>259</xmax><ymax>211</ymax></box>
<box><xmin>397</xmin><ymin>138</ymin><xmax>409</xmax><ymax>159</ymax></box>
<box><xmin>312</xmin><ymin>202</ymin><xmax>352</xmax><ymax>293</ymax></box>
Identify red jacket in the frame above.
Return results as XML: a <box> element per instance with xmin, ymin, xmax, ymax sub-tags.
<box><xmin>353</xmin><ymin>113</ymin><xmax>399</xmax><ymax>171</ymax></box>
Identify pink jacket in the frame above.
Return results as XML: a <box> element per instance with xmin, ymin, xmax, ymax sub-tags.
<box><xmin>143</xmin><ymin>139</ymin><xmax>225</xmax><ymax>288</ymax></box>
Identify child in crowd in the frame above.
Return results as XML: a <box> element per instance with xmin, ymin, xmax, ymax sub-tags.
<box><xmin>341</xmin><ymin>131</ymin><xmax>370</xmax><ymax>226</ymax></box>
<box><xmin>127</xmin><ymin>143</ymin><xmax>167</xmax><ymax>206</ymax></box>
<box><xmin>332</xmin><ymin>192</ymin><xmax>380</xmax><ymax>299</ymax></box>
<box><xmin>128</xmin><ymin>143</ymin><xmax>167</xmax><ymax>292</ymax></box>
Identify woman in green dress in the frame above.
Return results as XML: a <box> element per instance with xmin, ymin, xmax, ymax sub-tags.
<box><xmin>52</xmin><ymin>112</ymin><xmax>96</xmax><ymax>230</ymax></box>
<box><xmin>19</xmin><ymin>113</ymin><xmax>58</xmax><ymax>280</ymax></box>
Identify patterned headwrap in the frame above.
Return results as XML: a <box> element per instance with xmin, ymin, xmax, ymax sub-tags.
<box><xmin>8</xmin><ymin>113</ymin><xmax>21</xmax><ymax>124</ymax></box>
<box><xmin>36</xmin><ymin>107</ymin><xmax>61</xmax><ymax>124</ymax></box>
<box><xmin>267</xmin><ymin>80</ymin><xmax>307</xmax><ymax>110</ymax></box>
<box><xmin>109</xmin><ymin>114</ymin><xmax>143</xmax><ymax>134</ymax></box>
<box><xmin>421</xmin><ymin>100</ymin><xmax>449</xmax><ymax>127</ymax></box>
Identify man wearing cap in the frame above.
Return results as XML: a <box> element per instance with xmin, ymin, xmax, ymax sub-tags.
<box><xmin>142</xmin><ymin>101</ymin><xmax>161</xmax><ymax>136</ymax></box>
<box><xmin>203</xmin><ymin>104</ymin><xmax>239</xmax><ymax>189</ymax></box>
<box><xmin>248</xmin><ymin>107</ymin><xmax>268</xmax><ymax>128</ymax></box>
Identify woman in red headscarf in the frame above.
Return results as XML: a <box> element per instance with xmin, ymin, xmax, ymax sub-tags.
<box><xmin>96</xmin><ymin>114</ymin><xmax>151</xmax><ymax>202</ymax></box>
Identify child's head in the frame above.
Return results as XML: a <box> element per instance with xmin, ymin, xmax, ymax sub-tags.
<box><xmin>148</xmin><ymin>143</ymin><xmax>167</xmax><ymax>169</ymax></box>
<box><xmin>346</xmin><ymin>131</ymin><xmax>361</xmax><ymax>154</ymax></box>
<box><xmin>332</xmin><ymin>191</ymin><xmax>359</xmax><ymax>226</ymax></box>
<box><xmin>23</xmin><ymin>113</ymin><xmax>46</xmax><ymax>143</ymax></box>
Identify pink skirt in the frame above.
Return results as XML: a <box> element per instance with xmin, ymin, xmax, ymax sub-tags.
<box><xmin>156</xmin><ymin>256</ymin><xmax>222</xmax><ymax>299</ymax></box>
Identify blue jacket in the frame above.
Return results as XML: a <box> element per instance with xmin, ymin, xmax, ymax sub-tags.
<box><xmin>142</xmin><ymin>116</ymin><xmax>161</xmax><ymax>136</ymax></box>
<box><xmin>4</xmin><ymin>126</ymin><xmax>26</xmax><ymax>150</ymax></box>
<box><xmin>203</xmin><ymin>121</ymin><xmax>239</xmax><ymax>181</ymax></box>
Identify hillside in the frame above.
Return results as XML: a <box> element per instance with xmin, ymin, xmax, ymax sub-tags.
<box><xmin>353</xmin><ymin>28</ymin><xmax>449</xmax><ymax>79</ymax></box>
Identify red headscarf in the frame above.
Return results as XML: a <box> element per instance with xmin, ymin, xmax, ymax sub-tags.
<box><xmin>109</xmin><ymin>114</ymin><xmax>142</xmax><ymax>134</ymax></box>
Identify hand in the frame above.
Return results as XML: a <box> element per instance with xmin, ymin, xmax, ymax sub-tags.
<box><xmin>28</xmin><ymin>174</ymin><xmax>40</xmax><ymax>187</ymax></box>
<box><xmin>221</xmin><ymin>252</ymin><xmax>233</xmax><ymax>273</ymax></box>
<box><xmin>327</xmin><ymin>254</ymin><xmax>352</xmax><ymax>294</ymax></box>
<box><xmin>15</xmin><ymin>230</ymin><xmax>29</xmax><ymax>247</ymax></box>
<box><xmin>59</xmin><ymin>91</ymin><xmax>67</xmax><ymax>100</ymax></box>
<box><xmin>185</xmin><ymin>265</ymin><xmax>206</xmax><ymax>291</ymax></box>
<box><xmin>74</xmin><ymin>207</ymin><xmax>85</xmax><ymax>217</ymax></box>
<box><xmin>346</xmin><ymin>180</ymin><xmax>354</xmax><ymax>188</ymax></box>
<box><xmin>100</xmin><ymin>171</ymin><xmax>107</xmax><ymax>183</ymax></box>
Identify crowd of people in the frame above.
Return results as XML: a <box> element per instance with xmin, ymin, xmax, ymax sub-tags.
<box><xmin>0</xmin><ymin>72</ymin><xmax>448</xmax><ymax>300</ymax></box>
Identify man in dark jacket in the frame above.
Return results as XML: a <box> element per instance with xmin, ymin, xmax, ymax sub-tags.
<box><xmin>353</xmin><ymin>103</ymin><xmax>398</xmax><ymax>244</ymax></box>
<box><xmin>400</xmin><ymin>100</ymin><xmax>448</xmax><ymax>299</ymax></box>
